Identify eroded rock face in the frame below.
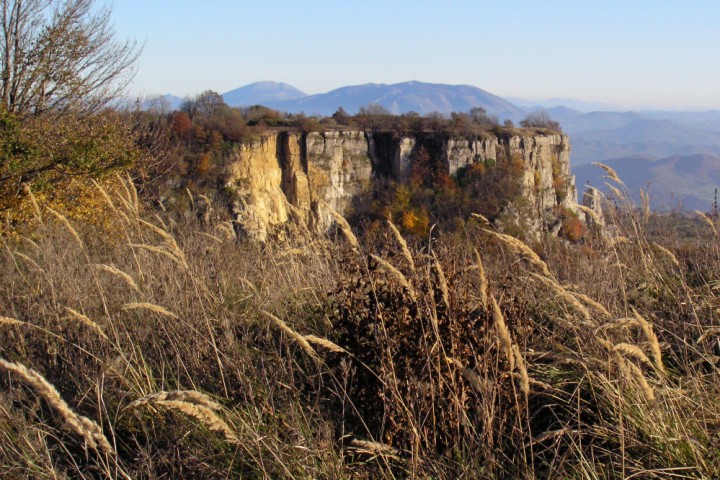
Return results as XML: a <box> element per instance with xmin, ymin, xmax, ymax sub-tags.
<box><xmin>224</xmin><ymin>129</ymin><xmax>579</xmax><ymax>241</ymax></box>
<box><xmin>305</xmin><ymin>131</ymin><xmax>373</xmax><ymax>230</ymax></box>
<box><xmin>582</xmin><ymin>185</ymin><xmax>606</xmax><ymax>232</ymax></box>
<box><xmin>225</xmin><ymin>135</ymin><xmax>288</xmax><ymax>242</ymax></box>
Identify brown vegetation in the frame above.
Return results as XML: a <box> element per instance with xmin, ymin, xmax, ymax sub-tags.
<box><xmin>0</xmin><ymin>173</ymin><xmax>718</xmax><ymax>478</ymax></box>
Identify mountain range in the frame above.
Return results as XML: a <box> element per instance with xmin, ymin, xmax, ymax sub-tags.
<box><xmin>229</xmin><ymin>81</ymin><xmax>524</xmax><ymax>119</ymax></box>
<box><xmin>148</xmin><ymin>80</ymin><xmax>720</xmax><ymax>210</ymax></box>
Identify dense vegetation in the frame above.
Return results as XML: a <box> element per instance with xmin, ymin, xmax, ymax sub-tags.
<box><xmin>1</xmin><ymin>173</ymin><xmax>720</xmax><ymax>478</ymax></box>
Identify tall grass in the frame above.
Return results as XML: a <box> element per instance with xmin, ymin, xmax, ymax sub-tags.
<box><xmin>0</xmin><ymin>175</ymin><xmax>718</xmax><ymax>478</ymax></box>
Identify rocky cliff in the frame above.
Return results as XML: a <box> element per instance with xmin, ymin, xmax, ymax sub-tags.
<box><xmin>224</xmin><ymin>129</ymin><xmax>578</xmax><ymax>241</ymax></box>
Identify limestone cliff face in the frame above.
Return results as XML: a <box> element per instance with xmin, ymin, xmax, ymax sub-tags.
<box><xmin>225</xmin><ymin>135</ymin><xmax>288</xmax><ymax>241</ymax></box>
<box><xmin>443</xmin><ymin>133</ymin><xmax>575</xmax><ymax>213</ymax></box>
<box><xmin>305</xmin><ymin>131</ymin><xmax>373</xmax><ymax>230</ymax></box>
<box><xmin>224</xmin><ymin>129</ymin><xmax>578</xmax><ymax>240</ymax></box>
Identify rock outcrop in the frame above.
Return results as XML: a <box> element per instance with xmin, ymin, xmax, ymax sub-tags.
<box><xmin>224</xmin><ymin>129</ymin><xmax>579</xmax><ymax>241</ymax></box>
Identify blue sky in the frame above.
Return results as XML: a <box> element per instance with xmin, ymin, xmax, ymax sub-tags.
<box><xmin>111</xmin><ymin>0</ymin><xmax>720</xmax><ymax>110</ymax></box>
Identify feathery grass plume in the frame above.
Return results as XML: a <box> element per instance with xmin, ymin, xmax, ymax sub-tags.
<box><xmin>473</xmin><ymin>249</ymin><xmax>488</xmax><ymax>309</ymax></box>
<box><xmin>652</xmin><ymin>242</ymin><xmax>680</xmax><ymax>268</ymax></box>
<box><xmin>93</xmin><ymin>264</ymin><xmax>140</xmax><ymax>292</ymax></box>
<box><xmin>125</xmin><ymin>172</ymin><xmax>139</xmax><ymax>213</ymax></box>
<box><xmin>153</xmin><ymin>400</ymin><xmax>238</xmax><ymax>444</ymax></box>
<box><xmin>595</xmin><ymin>317</ymin><xmax>639</xmax><ymax>334</ymax></box>
<box><xmin>12</xmin><ymin>251</ymin><xmax>43</xmax><ymax>272</ymax></box>
<box><xmin>604</xmin><ymin>182</ymin><xmax>625</xmax><ymax>200</ymax></box>
<box><xmin>198</xmin><ymin>194</ymin><xmax>212</xmax><ymax>206</ymax></box>
<box><xmin>122</xmin><ymin>302</ymin><xmax>178</xmax><ymax>319</ymax></box>
<box><xmin>369</xmin><ymin>254</ymin><xmax>416</xmax><ymax>300</ymax></box>
<box><xmin>613</xmin><ymin>343</ymin><xmax>653</xmax><ymax>368</ymax></box>
<box><xmin>695</xmin><ymin>326</ymin><xmax>720</xmax><ymax>344</ymax></box>
<box><xmin>531</xmin><ymin>428</ymin><xmax>578</xmax><ymax>446</ymax></box>
<box><xmin>610</xmin><ymin>349</ymin><xmax>634</xmax><ymax>384</ymax></box>
<box><xmin>138</xmin><ymin>218</ymin><xmax>174</xmax><ymax>243</ymax></box>
<box><xmin>23</xmin><ymin>184</ymin><xmax>42</xmax><ymax>222</ymax></box>
<box><xmin>529</xmin><ymin>273</ymin><xmax>592</xmax><ymax>323</ymax></box>
<box><xmin>239</xmin><ymin>277</ymin><xmax>258</xmax><ymax>294</ymax></box>
<box><xmin>278</xmin><ymin>247</ymin><xmax>307</xmax><ymax>258</ymax></box>
<box><xmin>216</xmin><ymin>222</ymin><xmax>236</xmax><ymax>241</ymax></box>
<box><xmin>22</xmin><ymin>236</ymin><xmax>40</xmax><ymax>250</ymax></box>
<box><xmin>632</xmin><ymin>308</ymin><xmax>665</xmax><ymax>375</ymax></box>
<box><xmin>695</xmin><ymin>210</ymin><xmax>717</xmax><ymax>236</ymax></box>
<box><xmin>387</xmin><ymin>219</ymin><xmax>415</xmax><ymax>272</ymax></box>
<box><xmin>350</xmin><ymin>438</ymin><xmax>400</xmax><ymax>458</ymax></box>
<box><xmin>130</xmin><ymin>243</ymin><xmax>189</xmax><ymax>270</ymax></box>
<box><xmin>445</xmin><ymin>357</ymin><xmax>485</xmax><ymax>394</ymax></box>
<box><xmin>490</xmin><ymin>295</ymin><xmax>515</xmax><ymax>371</ymax></box>
<box><xmin>64</xmin><ymin>307</ymin><xmax>108</xmax><ymax>340</ymax></box>
<box><xmin>432</xmin><ymin>253</ymin><xmax>450</xmax><ymax>310</ymax></box>
<box><xmin>609</xmin><ymin>236</ymin><xmax>630</xmax><ymax>248</ymax></box>
<box><xmin>593</xmin><ymin>162</ymin><xmax>624</xmax><ymax>185</ymax></box>
<box><xmin>626</xmin><ymin>361</ymin><xmax>656</xmax><ymax>404</ymax></box>
<box><xmin>570</xmin><ymin>291</ymin><xmax>612</xmax><ymax>318</ymax></box>
<box><xmin>640</xmin><ymin>188</ymin><xmax>651</xmax><ymax>223</ymax></box>
<box><xmin>576</xmin><ymin>204</ymin><xmax>603</xmax><ymax>225</ymax></box>
<box><xmin>0</xmin><ymin>358</ymin><xmax>115</xmax><ymax>454</ymax></box>
<box><xmin>512</xmin><ymin>344</ymin><xmax>530</xmax><ymax>395</ymax></box>
<box><xmin>0</xmin><ymin>316</ymin><xmax>24</xmax><ymax>326</ymax></box>
<box><xmin>470</xmin><ymin>212</ymin><xmax>491</xmax><ymax>224</ymax></box>
<box><xmin>260</xmin><ymin>310</ymin><xmax>319</xmax><ymax>361</ymax></box>
<box><xmin>484</xmin><ymin>229</ymin><xmax>552</xmax><ymax>277</ymax></box>
<box><xmin>138</xmin><ymin>219</ymin><xmax>188</xmax><ymax>265</ymax></box>
<box><xmin>46</xmin><ymin>207</ymin><xmax>83</xmax><ymax>248</ymax></box>
<box><xmin>304</xmin><ymin>334</ymin><xmax>348</xmax><ymax>354</ymax></box>
<box><xmin>125</xmin><ymin>390</ymin><xmax>223</xmax><ymax>412</ymax></box>
<box><xmin>319</xmin><ymin>200</ymin><xmax>359</xmax><ymax>250</ymax></box>
<box><xmin>186</xmin><ymin>187</ymin><xmax>195</xmax><ymax>210</ymax></box>
<box><xmin>113</xmin><ymin>172</ymin><xmax>137</xmax><ymax>215</ymax></box>
<box><xmin>199</xmin><ymin>232</ymin><xmax>223</xmax><ymax>244</ymax></box>
<box><xmin>92</xmin><ymin>179</ymin><xmax>127</xmax><ymax>219</ymax></box>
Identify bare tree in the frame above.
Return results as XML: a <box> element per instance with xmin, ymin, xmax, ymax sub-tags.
<box><xmin>520</xmin><ymin>109</ymin><xmax>561</xmax><ymax>131</ymax></box>
<box><xmin>0</xmin><ymin>0</ymin><xmax>140</xmax><ymax>117</ymax></box>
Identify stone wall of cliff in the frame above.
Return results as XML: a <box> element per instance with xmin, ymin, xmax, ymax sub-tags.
<box><xmin>223</xmin><ymin>129</ymin><xmax>578</xmax><ymax>241</ymax></box>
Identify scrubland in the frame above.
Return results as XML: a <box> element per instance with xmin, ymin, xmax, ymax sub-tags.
<box><xmin>1</xmin><ymin>175</ymin><xmax>719</xmax><ymax>479</ymax></box>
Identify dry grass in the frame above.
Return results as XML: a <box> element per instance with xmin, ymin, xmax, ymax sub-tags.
<box><xmin>0</xmin><ymin>358</ymin><xmax>114</xmax><ymax>455</ymax></box>
<box><xmin>0</xmin><ymin>178</ymin><xmax>719</xmax><ymax>479</ymax></box>
<box><xmin>64</xmin><ymin>307</ymin><xmax>108</xmax><ymax>340</ymax></box>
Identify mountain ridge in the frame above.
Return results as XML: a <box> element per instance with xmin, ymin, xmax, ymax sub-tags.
<box><xmin>222</xmin><ymin>80</ymin><xmax>524</xmax><ymax>119</ymax></box>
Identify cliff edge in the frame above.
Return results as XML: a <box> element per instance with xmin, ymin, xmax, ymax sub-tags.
<box><xmin>224</xmin><ymin>129</ymin><xmax>578</xmax><ymax>241</ymax></box>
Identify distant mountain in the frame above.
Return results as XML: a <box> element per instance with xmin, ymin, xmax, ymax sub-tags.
<box><xmin>574</xmin><ymin>153</ymin><xmax>720</xmax><ymax>211</ymax></box>
<box><xmin>222</xmin><ymin>81</ymin><xmax>307</xmax><ymax>107</ymax></box>
<box><xmin>571</xmin><ymin>119</ymin><xmax>720</xmax><ymax>164</ymax></box>
<box><xmin>142</xmin><ymin>94</ymin><xmax>184</xmax><ymax>111</ymax></box>
<box><xmin>261</xmin><ymin>81</ymin><xmax>524</xmax><ymax>119</ymax></box>
<box><xmin>545</xmin><ymin>108</ymin><xmax>646</xmax><ymax>134</ymax></box>
<box><xmin>508</xmin><ymin>97</ymin><xmax>626</xmax><ymax>113</ymax></box>
<box><xmin>642</xmin><ymin>110</ymin><xmax>720</xmax><ymax>131</ymax></box>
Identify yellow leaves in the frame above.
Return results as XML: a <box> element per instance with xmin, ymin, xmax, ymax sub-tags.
<box><xmin>0</xmin><ymin>176</ymin><xmax>126</xmax><ymax>238</ymax></box>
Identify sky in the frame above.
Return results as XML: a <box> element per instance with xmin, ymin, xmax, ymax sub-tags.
<box><xmin>110</xmin><ymin>0</ymin><xmax>720</xmax><ymax>110</ymax></box>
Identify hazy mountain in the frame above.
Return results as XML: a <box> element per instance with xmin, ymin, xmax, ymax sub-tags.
<box><xmin>142</xmin><ymin>94</ymin><xmax>184</xmax><ymax>111</ymax></box>
<box><xmin>546</xmin><ymin>108</ymin><xmax>647</xmax><ymax>134</ymax></box>
<box><xmin>571</xmin><ymin>119</ymin><xmax>720</xmax><ymax>164</ymax></box>
<box><xmin>642</xmin><ymin>110</ymin><xmax>720</xmax><ymax>131</ymax></box>
<box><xmin>574</xmin><ymin>153</ymin><xmax>720</xmax><ymax>211</ymax></box>
<box><xmin>222</xmin><ymin>81</ymin><xmax>307</xmax><ymax>107</ymax></box>
<box><xmin>262</xmin><ymin>81</ymin><xmax>524</xmax><ymax>119</ymax></box>
<box><xmin>508</xmin><ymin>97</ymin><xmax>626</xmax><ymax>113</ymax></box>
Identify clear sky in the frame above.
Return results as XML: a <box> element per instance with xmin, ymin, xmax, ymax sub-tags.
<box><xmin>110</xmin><ymin>0</ymin><xmax>720</xmax><ymax>110</ymax></box>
